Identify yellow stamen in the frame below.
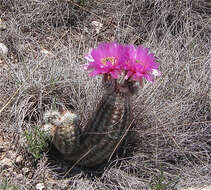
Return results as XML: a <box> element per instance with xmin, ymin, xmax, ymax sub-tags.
<box><xmin>101</xmin><ymin>57</ymin><xmax>116</xmax><ymax>66</ymax></box>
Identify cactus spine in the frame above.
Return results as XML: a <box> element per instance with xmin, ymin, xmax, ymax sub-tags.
<box><xmin>43</xmin><ymin>76</ymin><xmax>136</xmax><ymax>167</ymax></box>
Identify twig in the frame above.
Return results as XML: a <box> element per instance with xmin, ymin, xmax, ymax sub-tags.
<box><xmin>108</xmin><ymin>119</ymin><xmax>135</xmax><ymax>162</ymax></box>
<box><xmin>62</xmin><ymin>146</ymin><xmax>95</xmax><ymax>178</ymax></box>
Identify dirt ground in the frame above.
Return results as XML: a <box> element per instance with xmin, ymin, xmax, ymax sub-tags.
<box><xmin>0</xmin><ymin>0</ymin><xmax>210</xmax><ymax>189</ymax></box>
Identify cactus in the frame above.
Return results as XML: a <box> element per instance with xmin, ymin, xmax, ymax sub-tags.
<box><xmin>42</xmin><ymin>42</ymin><xmax>161</xmax><ymax>167</ymax></box>
<box><xmin>43</xmin><ymin>75</ymin><xmax>137</xmax><ymax>167</ymax></box>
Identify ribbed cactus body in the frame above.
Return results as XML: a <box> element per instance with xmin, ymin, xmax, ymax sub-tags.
<box><xmin>43</xmin><ymin>79</ymin><xmax>136</xmax><ymax>167</ymax></box>
<box><xmin>53</xmin><ymin>123</ymin><xmax>81</xmax><ymax>155</ymax></box>
<box><xmin>63</xmin><ymin>91</ymin><xmax>131</xmax><ymax>167</ymax></box>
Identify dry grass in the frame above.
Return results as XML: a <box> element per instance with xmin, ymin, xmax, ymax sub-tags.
<box><xmin>0</xmin><ymin>0</ymin><xmax>210</xmax><ymax>189</ymax></box>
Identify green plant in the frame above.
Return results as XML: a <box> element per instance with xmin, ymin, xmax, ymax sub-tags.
<box><xmin>0</xmin><ymin>179</ymin><xmax>19</xmax><ymax>190</ymax></box>
<box><xmin>149</xmin><ymin>170</ymin><xmax>178</xmax><ymax>190</ymax></box>
<box><xmin>24</xmin><ymin>126</ymin><xmax>49</xmax><ymax>160</ymax></box>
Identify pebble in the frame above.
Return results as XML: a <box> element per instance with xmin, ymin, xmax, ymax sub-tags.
<box><xmin>22</xmin><ymin>167</ymin><xmax>30</xmax><ymax>175</ymax></box>
<box><xmin>16</xmin><ymin>173</ymin><xmax>24</xmax><ymax>180</ymax></box>
<box><xmin>0</xmin><ymin>18</ymin><xmax>6</xmax><ymax>31</ymax></box>
<box><xmin>15</xmin><ymin>155</ymin><xmax>23</xmax><ymax>164</ymax></box>
<box><xmin>35</xmin><ymin>183</ymin><xmax>45</xmax><ymax>190</ymax></box>
<box><xmin>91</xmin><ymin>21</ymin><xmax>103</xmax><ymax>33</ymax></box>
<box><xmin>40</xmin><ymin>48</ymin><xmax>53</xmax><ymax>56</ymax></box>
<box><xmin>0</xmin><ymin>42</ymin><xmax>8</xmax><ymax>57</ymax></box>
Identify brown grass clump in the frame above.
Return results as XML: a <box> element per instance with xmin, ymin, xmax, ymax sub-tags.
<box><xmin>0</xmin><ymin>0</ymin><xmax>210</xmax><ymax>189</ymax></box>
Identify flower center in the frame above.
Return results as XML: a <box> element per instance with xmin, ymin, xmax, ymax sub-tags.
<box><xmin>101</xmin><ymin>57</ymin><xmax>116</xmax><ymax>66</ymax></box>
<box><xmin>136</xmin><ymin>60</ymin><xmax>143</xmax><ymax>65</ymax></box>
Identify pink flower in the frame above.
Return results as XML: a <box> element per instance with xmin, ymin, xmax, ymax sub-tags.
<box><xmin>123</xmin><ymin>45</ymin><xmax>161</xmax><ymax>83</ymax></box>
<box><xmin>84</xmin><ymin>42</ymin><xmax>128</xmax><ymax>79</ymax></box>
<box><xmin>84</xmin><ymin>42</ymin><xmax>161</xmax><ymax>86</ymax></box>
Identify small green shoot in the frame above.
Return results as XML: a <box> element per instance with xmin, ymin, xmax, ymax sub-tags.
<box><xmin>0</xmin><ymin>179</ymin><xmax>19</xmax><ymax>190</ymax></box>
<box><xmin>24</xmin><ymin>126</ymin><xmax>49</xmax><ymax>160</ymax></box>
<box><xmin>149</xmin><ymin>169</ymin><xmax>178</xmax><ymax>190</ymax></box>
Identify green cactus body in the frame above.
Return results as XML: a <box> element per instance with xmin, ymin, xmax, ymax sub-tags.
<box><xmin>43</xmin><ymin>79</ymin><xmax>135</xmax><ymax>167</ymax></box>
<box><xmin>53</xmin><ymin>123</ymin><xmax>81</xmax><ymax>155</ymax></box>
<box><xmin>63</xmin><ymin>90</ymin><xmax>131</xmax><ymax>167</ymax></box>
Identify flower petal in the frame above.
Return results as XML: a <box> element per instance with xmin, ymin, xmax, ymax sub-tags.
<box><xmin>84</xmin><ymin>42</ymin><xmax>128</xmax><ymax>78</ymax></box>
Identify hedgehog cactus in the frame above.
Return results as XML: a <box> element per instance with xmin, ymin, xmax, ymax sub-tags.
<box><xmin>43</xmin><ymin>109</ymin><xmax>81</xmax><ymax>155</ymax></box>
<box><xmin>42</xmin><ymin>42</ymin><xmax>161</xmax><ymax>167</ymax></box>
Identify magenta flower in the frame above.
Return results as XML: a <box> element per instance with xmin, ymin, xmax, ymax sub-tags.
<box><xmin>84</xmin><ymin>42</ymin><xmax>128</xmax><ymax>79</ymax></box>
<box><xmin>123</xmin><ymin>45</ymin><xmax>161</xmax><ymax>84</ymax></box>
<box><xmin>84</xmin><ymin>42</ymin><xmax>161</xmax><ymax>86</ymax></box>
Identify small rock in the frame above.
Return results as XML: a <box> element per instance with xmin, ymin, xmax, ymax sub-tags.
<box><xmin>36</xmin><ymin>183</ymin><xmax>45</xmax><ymax>190</ymax></box>
<box><xmin>0</xmin><ymin>158</ymin><xmax>13</xmax><ymax>169</ymax></box>
<box><xmin>40</xmin><ymin>48</ymin><xmax>53</xmax><ymax>56</ymax></box>
<box><xmin>22</xmin><ymin>167</ymin><xmax>30</xmax><ymax>175</ymax></box>
<box><xmin>0</xmin><ymin>18</ymin><xmax>7</xmax><ymax>31</ymax></box>
<box><xmin>0</xmin><ymin>42</ymin><xmax>8</xmax><ymax>57</ymax></box>
<box><xmin>16</xmin><ymin>173</ymin><xmax>24</xmax><ymax>180</ymax></box>
<box><xmin>15</xmin><ymin>155</ymin><xmax>23</xmax><ymax>164</ymax></box>
<box><xmin>91</xmin><ymin>20</ymin><xmax>103</xmax><ymax>33</ymax></box>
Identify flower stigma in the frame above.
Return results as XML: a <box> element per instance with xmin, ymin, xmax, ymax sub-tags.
<box><xmin>135</xmin><ymin>59</ymin><xmax>144</xmax><ymax>65</ymax></box>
